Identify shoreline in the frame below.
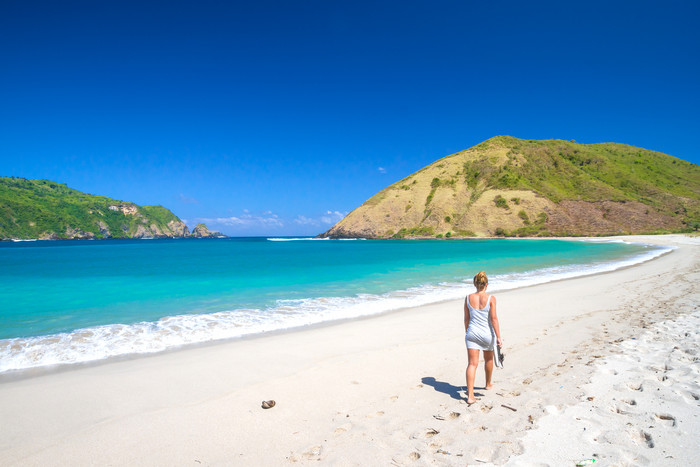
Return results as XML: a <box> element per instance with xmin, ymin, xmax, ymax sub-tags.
<box><xmin>3</xmin><ymin>231</ymin><xmax>697</xmax><ymax>242</ymax></box>
<box><xmin>0</xmin><ymin>234</ymin><xmax>697</xmax><ymax>465</ymax></box>
<box><xmin>0</xmin><ymin>237</ymin><xmax>672</xmax><ymax>376</ymax></box>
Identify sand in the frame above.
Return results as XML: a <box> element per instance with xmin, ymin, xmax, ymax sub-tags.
<box><xmin>0</xmin><ymin>235</ymin><xmax>697</xmax><ymax>466</ymax></box>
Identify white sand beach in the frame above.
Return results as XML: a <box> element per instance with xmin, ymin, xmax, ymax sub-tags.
<box><xmin>0</xmin><ymin>235</ymin><xmax>698</xmax><ymax>466</ymax></box>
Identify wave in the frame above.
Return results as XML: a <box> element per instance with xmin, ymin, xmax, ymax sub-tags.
<box><xmin>0</xmin><ymin>245</ymin><xmax>671</xmax><ymax>374</ymax></box>
<box><xmin>267</xmin><ymin>237</ymin><xmax>365</xmax><ymax>241</ymax></box>
<box><xmin>578</xmin><ymin>238</ymin><xmax>627</xmax><ymax>244</ymax></box>
<box><xmin>267</xmin><ymin>237</ymin><xmax>329</xmax><ymax>241</ymax></box>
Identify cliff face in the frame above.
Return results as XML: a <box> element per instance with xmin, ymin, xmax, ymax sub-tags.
<box><xmin>0</xmin><ymin>178</ymin><xmax>220</xmax><ymax>240</ymax></box>
<box><xmin>320</xmin><ymin>136</ymin><xmax>700</xmax><ymax>238</ymax></box>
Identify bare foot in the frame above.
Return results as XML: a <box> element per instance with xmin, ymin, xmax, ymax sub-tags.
<box><xmin>485</xmin><ymin>384</ymin><xmax>494</xmax><ymax>390</ymax></box>
<box><xmin>466</xmin><ymin>397</ymin><xmax>480</xmax><ymax>405</ymax></box>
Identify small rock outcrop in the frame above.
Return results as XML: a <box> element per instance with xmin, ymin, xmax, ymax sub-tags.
<box><xmin>65</xmin><ymin>226</ymin><xmax>96</xmax><ymax>239</ymax></box>
<box><xmin>38</xmin><ymin>232</ymin><xmax>59</xmax><ymax>240</ymax></box>
<box><xmin>97</xmin><ymin>220</ymin><xmax>111</xmax><ymax>237</ymax></box>
<box><xmin>167</xmin><ymin>220</ymin><xmax>190</xmax><ymax>237</ymax></box>
<box><xmin>132</xmin><ymin>224</ymin><xmax>152</xmax><ymax>239</ymax></box>
<box><xmin>191</xmin><ymin>223</ymin><xmax>223</xmax><ymax>238</ymax></box>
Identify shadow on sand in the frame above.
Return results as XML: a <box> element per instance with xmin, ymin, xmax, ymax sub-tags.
<box><xmin>421</xmin><ymin>377</ymin><xmax>485</xmax><ymax>400</ymax></box>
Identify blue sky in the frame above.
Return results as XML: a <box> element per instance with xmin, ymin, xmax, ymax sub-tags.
<box><xmin>1</xmin><ymin>1</ymin><xmax>698</xmax><ymax>236</ymax></box>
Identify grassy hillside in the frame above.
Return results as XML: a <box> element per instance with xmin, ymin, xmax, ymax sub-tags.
<box><xmin>0</xmin><ymin>177</ymin><xmax>189</xmax><ymax>240</ymax></box>
<box><xmin>322</xmin><ymin>136</ymin><xmax>700</xmax><ymax>238</ymax></box>
<box><xmin>467</xmin><ymin>136</ymin><xmax>698</xmax><ymax>209</ymax></box>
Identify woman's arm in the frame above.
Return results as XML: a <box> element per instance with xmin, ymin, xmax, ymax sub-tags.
<box><xmin>489</xmin><ymin>296</ymin><xmax>502</xmax><ymax>346</ymax></box>
<box><xmin>464</xmin><ymin>297</ymin><xmax>470</xmax><ymax>333</ymax></box>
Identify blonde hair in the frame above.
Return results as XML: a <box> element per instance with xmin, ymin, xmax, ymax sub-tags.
<box><xmin>473</xmin><ymin>271</ymin><xmax>488</xmax><ymax>290</ymax></box>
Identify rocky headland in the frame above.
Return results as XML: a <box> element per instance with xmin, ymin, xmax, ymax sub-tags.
<box><xmin>0</xmin><ymin>177</ymin><xmax>223</xmax><ymax>240</ymax></box>
<box><xmin>320</xmin><ymin>136</ymin><xmax>700</xmax><ymax>238</ymax></box>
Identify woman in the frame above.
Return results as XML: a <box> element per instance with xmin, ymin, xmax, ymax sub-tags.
<box><xmin>464</xmin><ymin>271</ymin><xmax>502</xmax><ymax>405</ymax></box>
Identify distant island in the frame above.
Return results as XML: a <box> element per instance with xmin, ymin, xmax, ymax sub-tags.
<box><xmin>320</xmin><ymin>136</ymin><xmax>700</xmax><ymax>238</ymax></box>
<box><xmin>0</xmin><ymin>177</ymin><xmax>223</xmax><ymax>240</ymax></box>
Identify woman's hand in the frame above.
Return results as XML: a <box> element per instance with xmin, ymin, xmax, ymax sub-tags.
<box><xmin>497</xmin><ymin>337</ymin><xmax>503</xmax><ymax>347</ymax></box>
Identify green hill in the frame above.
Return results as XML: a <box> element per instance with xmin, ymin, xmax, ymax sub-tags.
<box><xmin>320</xmin><ymin>136</ymin><xmax>700</xmax><ymax>238</ymax></box>
<box><xmin>0</xmin><ymin>177</ymin><xmax>207</xmax><ymax>240</ymax></box>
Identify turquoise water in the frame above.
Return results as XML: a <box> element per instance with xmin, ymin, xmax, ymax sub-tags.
<box><xmin>0</xmin><ymin>237</ymin><xmax>667</xmax><ymax>372</ymax></box>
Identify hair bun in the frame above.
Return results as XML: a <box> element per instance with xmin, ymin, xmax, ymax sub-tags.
<box><xmin>473</xmin><ymin>271</ymin><xmax>488</xmax><ymax>289</ymax></box>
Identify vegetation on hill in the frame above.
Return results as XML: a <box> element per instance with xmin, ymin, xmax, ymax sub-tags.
<box><xmin>321</xmin><ymin>136</ymin><xmax>700</xmax><ymax>238</ymax></box>
<box><xmin>466</xmin><ymin>136</ymin><xmax>698</xmax><ymax>209</ymax></box>
<box><xmin>0</xmin><ymin>177</ymin><xmax>198</xmax><ymax>240</ymax></box>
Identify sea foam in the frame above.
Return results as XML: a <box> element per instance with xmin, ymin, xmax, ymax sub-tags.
<box><xmin>266</xmin><ymin>237</ymin><xmax>364</xmax><ymax>241</ymax></box>
<box><xmin>0</xmin><ymin>243</ymin><xmax>671</xmax><ymax>374</ymax></box>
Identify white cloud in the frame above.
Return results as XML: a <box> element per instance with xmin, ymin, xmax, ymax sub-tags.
<box><xmin>294</xmin><ymin>210</ymin><xmax>346</xmax><ymax>226</ymax></box>
<box><xmin>190</xmin><ymin>209</ymin><xmax>346</xmax><ymax>235</ymax></box>
<box><xmin>196</xmin><ymin>212</ymin><xmax>284</xmax><ymax>228</ymax></box>
<box><xmin>378</xmin><ymin>167</ymin><xmax>387</xmax><ymax>174</ymax></box>
<box><xmin>320</xmin><ymin>210</ymin><xmax>346</xmax><ymax>224</ymax></box>
<box><xmin>294</xmin><ymin>215</ymin><xmax>319</xmax><ymax>226</ymax></box>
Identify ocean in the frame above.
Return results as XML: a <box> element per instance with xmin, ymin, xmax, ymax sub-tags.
<box><xmin>0</xmin><ymin>237</ymin><xmax>669</xmax><ymax>373</ymax></box>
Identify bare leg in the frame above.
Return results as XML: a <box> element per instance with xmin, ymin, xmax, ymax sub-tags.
<box><xmin>466</xmin><ymin>348</ymin><xmax>481</xmax><ymax>404</ymax></box>
<box><xmin>483</xmin><ymin>350</ymin><xmax>494</xmax><ymax>389</ymax></box>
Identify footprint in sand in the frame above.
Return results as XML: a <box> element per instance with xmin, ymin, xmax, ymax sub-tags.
<box><xmin>465</xmin><ymin>425</ymin><xmax>488</xmax><ymax>434</ymax></box>
<box><xmin>630</xmin><ymin>430</ymin><xmax>654</xmax><ymax>448</ymax></box>
<box><xmin>302</xmin><ymin>445</ymin><xmax>323</xmax><ymax>460</ymax></box>
<box><xmin>655</xmin><ymin>413</ymin><xmax>677</xmax><ymax>427</ymax></box>
<box><xmin>522</xmin><ymin>378</ymin><xmax>533</xmax><ymax>385</ymax></box>
<box><xmin>390</xmin><ymin>395</ymin><xmax>399</xmax><ymax>401</ymax></box>
<box><xmin>627</xmin><ymin>382</ymin><xmax>644</xmax><ymax>391</ymax></box>
<box><xmin>334</xmin><ymin>423</ymin><xmax>352</xmax><ymax>435</ymax></box>
<box><xmin>411</xmin><ymin>428</ymin><xmax>440</xmax><ymax>439</ymax></box>
<box><xmin>433</xmin><ymin>411</ymin><xmax>461</xmax><ymax>420</ymax></box>
<box><xmin>391</xmin><ymin>452</ymin><xmax>422</xmax><ymax>464</ymax></box>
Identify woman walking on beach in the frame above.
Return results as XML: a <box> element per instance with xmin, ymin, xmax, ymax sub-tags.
<box><xmin>464</xmin><ymin>271</ymin><xmax>502</xmax><ymax>405</ymax></box>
